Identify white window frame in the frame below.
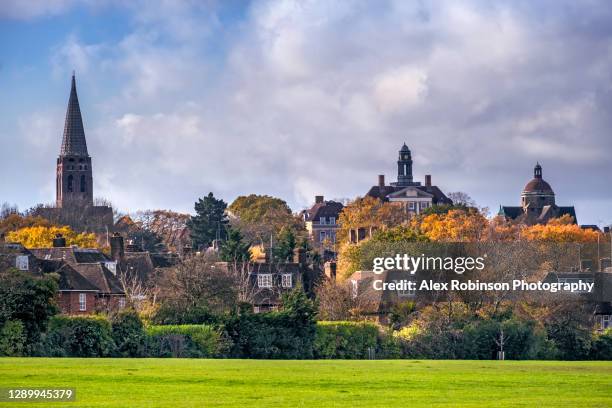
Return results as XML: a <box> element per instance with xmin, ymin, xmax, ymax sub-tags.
<box><xmin>282</xmin><ymin>274</ymin><xmax>292</xmax><ymax>288</ymax></box>
<box><xmin>118</xmin><ymin>297</ymin><xmax>126</xmax><ymax>309</ymax></box>
<box><xmin>320</xmin><ymin>216</ymin><xmax>326</xmax><ymax>225</ymax></box>
<box><xmin>329</xmin><ymin>217</ymin><xmax>336</xmax><ymax>225</ymax></box>
<box><xmin>257</xmin><ymin>274</ymin><xmax>273</xmax><ymax>288</ymax></box>
<box><xmin>604</xmin><ymin>315</ymin><xmax>611</xmax><ymax>330</ymax></box>
<box><xmin>409</xmin><ymin>202</ymin><xmax>415</xmax><ymax>210</ymax></box>
<box><xmin>15</xmin><ymin>255</ymin><xmax>29</xmax><ymax>271</ymax></box>
<box><xmin>79</xmin><ymin>293</ymin><xmax>87</xmax><ymax>311</ymax></box>
<box><xmin>351</xmin><ymin>280</ymin><xmax>358</xmax><ymax>299</ymax></box>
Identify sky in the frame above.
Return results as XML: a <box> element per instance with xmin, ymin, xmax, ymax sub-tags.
<box><xmin>0</xmin><ymin>0</ymin><xmax>611</xmax><ymax>226</ymax></box>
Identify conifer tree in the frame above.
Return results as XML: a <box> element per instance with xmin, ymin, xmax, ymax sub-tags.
<box><xmin>188</xmin><ymin>192</ymin><xmax>228</xmax><ymax>249</ymax></box>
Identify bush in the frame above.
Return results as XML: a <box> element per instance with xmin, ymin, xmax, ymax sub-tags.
<box><xmin>590</xmin><ymin>329</ymin><xmax>612</xmax><ymax>360</ymax></box>
<box><xmin>0</xmin><ymin>269</ymin><xmax>59</xmax><ymax>352</ymax></box>
<box><xmin>0</xmin><ymin>320</ymin><xmax>26</xmax><ymax>356</ymax></box>
<box><xmin>314</xmin><ymin>322</ymin><xmax>378</xmax><ymax>359</ymax></box>
<box><xmin>111</xmin><ymin>309</ymin><xmax>146</xmax><ymax>357</ymax></box>
<box><xmin>42</xmin><ymin>316</ymin><xmax>115</xmax><ymax>357</ymax></box>
<box><xmin>146</xmin><ymin>325</ymin><xmax>223</xmax><ymax>357</ymax></box>
<box><xmin>224</xmin><ymin>289</ymin><xmax>317</xmax><ymax>359</ymax></box>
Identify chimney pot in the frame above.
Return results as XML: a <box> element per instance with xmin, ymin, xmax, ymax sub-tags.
<box><xmin>378</xmin><ymin>175</ymin><xmax>385</xmax><ymax>187</ymax></box>
<box><xmin>425</xmin><ymin>174</ymin><xmax>432</xmax><ymax>187</ymax></box>
<box><xmin>315</xmin><ymin>195</ymin><xmax>324</xmax><ymax>204</ymax></box>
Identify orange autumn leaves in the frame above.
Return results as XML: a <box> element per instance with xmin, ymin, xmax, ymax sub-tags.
<box><xmin>339</xmin><ymin>197</ymin><xmax>601</xmax><ymax>244</ymax></box>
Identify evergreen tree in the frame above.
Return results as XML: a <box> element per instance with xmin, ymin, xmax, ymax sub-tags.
<box><xmin>187</xmin><ymin>192</ymin><xmax>228</xmax><ymax>249</ymax></box>
<box><xmin>273</xmin><ymin>227</ymin><xmax>296</xmax><ymax>262</ymax></box>
<box><xmin>220</xmin><ymin>227</ymin><xmax>251</xmax><ymax>262</ymax></box>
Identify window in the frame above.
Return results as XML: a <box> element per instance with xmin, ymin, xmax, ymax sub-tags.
<box><xmin>395</xmin><ymin>279</ymin><xmax>416</xmax><ymax>297</ymax></box>
<box><xmin>351</xmin><ymin>280</ymin><xmax>358</xmax><ymax>299</ymax></box>
<box><xmin>282</xmin><ymin>274</ymin><xmax>292</xmax><ymax>288</ymax></box>
<box><xmin>409</xmin><ymin>202</ymin><xmax>415</xmax><ymax>210</ymax></box>
<box><xmin>67</xmin><ymin>175</ymin><xmax>73</xmax><ymax>192</ymax></box>
<box><xmin>80</xmin><ymin>175</ymin><xmax>86</xmax><ymax>193</ymax></box>
<box><xmin>597</xmin><ymin>315</ymin><xmax>611</xmax><ymax>331</ymax></box>
<box><xmin>320</xmin><ymin>231</ymin><xmax>326</xmax><ymax>242</ymax></box>
<box><xmin>79</xmin><ymin>293</ymin><xmax>87</xmax><ymax>311</ymax></box>
<box><xmin>257</xmin><ymin>274</ymin><xmax>273</xmax><ymax>288</ymax></box>
<box><xmin>329</xmin><ymin>217</ymin><xmax>336</xmax><ymax>225</ymax></box>
<box><xmin>320</xmin><ymin>216</ymin><xmax>326</xmax><ymax>225</ymax></box>
<box><xmin>253</xmin><ymin>306</ymin><xmax>260</xmax><ymax>313</ymax></box>
<box><xmin>15</xmin><ymin>255</ymin><xmax>29</xmax><ymax>271</ymax></box>
<box><xmin>118</xmin><ymin>298</ymin><xmax>126</xmax><ymax>309</ymax></box>
<box><xmin>419</xmin><ymin>202</ymin><xmax>427</xmax><ymax>209</ymax></box>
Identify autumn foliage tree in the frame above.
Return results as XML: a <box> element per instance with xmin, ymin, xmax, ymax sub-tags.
<box><xmin>520</xmin><ymin>215</ymin><xmax>600</xmax><ymax>243</ymax></box>
<box><xmin>6</xmin><ymin>226</ymin><xmax>98</xmax><ymax>248</ymax></box>
<box><xmin>411</xmin><ymin>208</ymin><xmax>489</xmax><ymax>242</ymax></box>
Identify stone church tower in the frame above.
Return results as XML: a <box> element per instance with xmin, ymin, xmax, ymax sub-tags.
<box><xmin>56</xmin><ymin>74</ymin><xmax>93</xmax><ymax>208</ymax></box>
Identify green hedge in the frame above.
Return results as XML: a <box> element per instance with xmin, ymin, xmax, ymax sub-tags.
<box><xmin>146</xmin><ymin>324</ymin><xmax>223</xmax><ymax>357</ymax></box>
<box><xmin>314</xmin><ymin>321</ymin><xmax>379</xmax><ymax>359</ymax></box>
<box><xmin>42</xmin><ymin>315</ymin><xmax>115</xmax><ymax>357</ymax></box>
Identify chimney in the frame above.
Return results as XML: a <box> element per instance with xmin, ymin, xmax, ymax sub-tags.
<box><xmin>324</xmin><ymin>261</ymin><xmax>337</xmax><ymax>281</ymax></box>
<box><xmin>53</xmin><ymin>234</ymin><xmax>66</xmax><ymax>248</ymax></box>
<box><xmin>293</xmin><ymin>247</ymin><xmax>307</xmax><ymax>267</ymax></box>
<box><xmin>315</xmin><ymin>195</ymin><xmax>324</xmax><ymax>204</ymax></box>
<box><xmin>425</xmin><ymin>175</ymin><xmax>432</xmax><ymax>187</ymax></box>
<box><xmin>378</xmin><ymin>175</ymin><xmax>385</xmax><ymax>188</ymax></box>
<box><xmin>605</xmin><ymin>226</ymin><xmax>610</xmax><ymax>234</ymax></box>
<box><xmin>110</xmin><ymin>233</ymin><xmax>125</xmax><ymax>261</ymax></box>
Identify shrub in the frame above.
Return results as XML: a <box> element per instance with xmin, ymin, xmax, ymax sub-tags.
<box><xmin>223</xmin><ymin>289</ymin><xmax>317</xmax><ymax>359</ymax></box>
<box><xmin>314</xmin><ymin>322</ymin><xmax>378</xmax><ymax>359</ymax></box>
<box><xmin>0</xmin><ymin>320</ymin><xmax>26</xmax><ymax>356</ymax></box>
<box><xmin>111</xmin><ymin>309</ymin><xmax>146</xmax><ymax>357</ymax></box>
<box><xmin>0</xmin><ymin>269</ymin><xmax>59</xmax><ymax>352</ymax></box>
<box><xmin>590</xmin><ymin>329</ymin><xmax>612</xmax><ymax>360</ymax></box>
<box><xmin>43</xmin><ymin>315</ymin><xmax>115</xmax><ymax>357</ymax></box>
<box><xmin>146</xmin><ymin>325</ymin><xmax>223</xmax><ymax>357</ymax></box>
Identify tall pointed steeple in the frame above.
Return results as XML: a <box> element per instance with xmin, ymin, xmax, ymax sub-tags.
<box><xmin>56</xmin><ymin>73</ymin><xmax>94</xmax><ymax>208</ymax></box>
<box><xmin>60</xmin><ymin>73</ymin><xmax>88</xmax><ymax>157</ymax></box>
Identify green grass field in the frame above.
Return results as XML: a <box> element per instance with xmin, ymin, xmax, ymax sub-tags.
<box><xmin>0</xmin><ymin>359</ymin><xmax>610</xmax><ymax>407</ymax></box>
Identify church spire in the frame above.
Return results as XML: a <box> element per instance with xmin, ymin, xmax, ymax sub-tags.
<box><xmin>60</xmin><ymin>73</ymin><xmax>88</xmax><ymax>157</ymax></box>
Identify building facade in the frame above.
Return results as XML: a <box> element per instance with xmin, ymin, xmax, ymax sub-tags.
<box><xmin>302</xmin><ymin>195</ymin><xmax>344</xmax><ymax>253</ymax></box>
<box><xmin>499</xmin><ymin>163</ymin><xmax>577</xmax><ymax>224</ymax></box>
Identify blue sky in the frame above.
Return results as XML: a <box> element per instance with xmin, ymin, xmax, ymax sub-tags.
<box><xmin>1</xmin><ymin>0</ymin><xmax>611</xmax><ymax>226</ymax></box>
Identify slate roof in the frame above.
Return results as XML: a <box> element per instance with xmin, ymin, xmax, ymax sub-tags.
<box><xmin>303</xmin><ymin>200</ymin><xmax>344</xmax><ymax>222</ymax></box>
<box><xmin>499</xmin><ymin>205</ymin><xmax>577</xmax><ymax>224</ymax></box>
<box><xmin>366</xmin><ymin>185</ymin><xmax>452</xmax><ymax>205</ymax></box>
<box><xmin>60</xmin><ymin>74</ymin><xmax>89</xmax><ymax>157</ymax></box>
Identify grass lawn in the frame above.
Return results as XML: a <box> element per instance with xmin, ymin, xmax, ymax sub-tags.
<box><xmin>0</xmin><ymin>359</ymin><xmax>610</xmax><ymax>407</ymax></box>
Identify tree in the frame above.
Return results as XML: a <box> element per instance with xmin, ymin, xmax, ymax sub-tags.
<box><xmin>447</xmin><ymin>192</ymin><xmax>477</xmax><ymax>208</ymax></box>
<box><xmin>520</xmin><ymin>216</ymin><xmax>600</xmax><ymax>243</ymax></box>
<box><xmin>228</xmin><ymin>194</ymin><xmax>305</xmax><ymax>246</ymax></box>
<box><xmin>187</xmin><ymin>193</ymin><xmax>228</xmax><ymax>250</ymax></box>
<box><xmin>0</xmin><ymin>269</ymin><xmax>59</xmax><ymax>352</ymax></box>
<box><xmin>154</xmin><ymin>254</ymin><xmax>237</xmax><ymax>324</ymax></box>
<box><xmin>220</xmin><ymin>227</ymin><xmax>251</xmax><ymax>262</ymax></box>
<box><xmin>337</xmin><ymin>196</ymin><xmax>407</xmax><ymax>243</ymax></box>
<box><xmin>411</xmin><ymin>208</ymin><xmax>488</xmax><ymax>242</ymax></box>
<box><xmin>6</xmin><ymin>225</ymin><xmax>98</xmax><ymax>248</ymax></box>
<box><xmin>273</xmin><ymin>227</ymin><xmax>296</xmax><ymax>262</ymax></box>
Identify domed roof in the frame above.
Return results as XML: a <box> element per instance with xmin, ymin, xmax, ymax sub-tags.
<box><xmin>523</xmin><ymin>178</ymin><xmax>554</xmax><ymax>194</ymax></box>
<box><xmin>400</xmin><ymin>143</ymin><xmax>410</xmax><ymax>152</ymax></box>
<box><xmin>522</xmin><ymin>163</ymin><xmax>554</xmax><ymax>194</ymax></box>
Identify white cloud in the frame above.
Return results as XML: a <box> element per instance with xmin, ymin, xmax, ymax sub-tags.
<box><xmin>9</xmin><ymin>0</ymin><xmax>612</xmax><ymax>225</ymax></box>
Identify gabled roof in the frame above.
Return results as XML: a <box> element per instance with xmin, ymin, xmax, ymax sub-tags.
<box><xmin>387</xmin><ymin>186</ymin><xmax>434</xmax><ymax>199</ymax></box>
<box><xmin>60</xmin><ymin>74</ymin><xmax>88</xmax><ymax>157</ymax></box>
<box><xmin>366</xmin><ymin>184</ymin><xmax>452</xmax><ymax>205</ymax></box>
